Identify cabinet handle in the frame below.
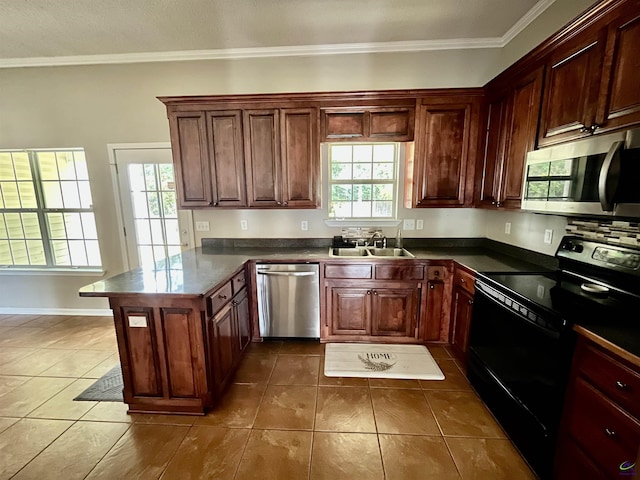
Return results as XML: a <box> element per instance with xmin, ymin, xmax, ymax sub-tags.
<box><xmin>218</xmin><ymin>294</ymin><xmax>228</xmax><ymax>300</ymax></box>
<box><xmin>283</xmin><ymin>201</ymin><xmax>288</xmax><ymax>206</ymax></box>
<box><xmin>231</xmin><ymin>300</ymin><xmax>238</xmax><ymax>307</ymax></box>
<box><xmin>460</xmin><ymin>278</ymin><xmax>465</xmax><ymax>283</ymax></box>
<box><xmin>276</xmin><ymin>201</ymin><xmax>282</xmax><ymax>205</ymax></box>
<box><xmin>373</xmin><ymin>290</ymin><xmax>378</xmax><ymax>295</ymax></box>
<box><xmin>213</xmin><ymin>201</ymin><xmax>219</xmax><ymax>206</ymax></box>
<box><xmin>615</xmin><ymin>380</ymin><xmax>629</xmax><ymax>391</ymax></box>
<box><xmin>580</xmin><ymin>126</ymin><xmax>590</xmax><ymax>134</ymax></box>
<box><xmin>367</xmin><ymin>290</ymin><xmax>371</xmax><ymax>295</ymax></box>
<box><xmin>434</xmin><ymin>271</ymin><xmax>440</xmax><ymax>276</ymax></box>
<box><xmin>468</xmin><ymin>299</ymin><xmax>473</xmax><ymax>305</ymax></box>
<box><xmin>590</xmin><ymin>124</ymin><xmax>600</xmax><ymax>133</ymax></box>
<box><xmin>430</xmin><ymin>284</ymin><xmax>435</xmax><ymax>289</ymax></box>
<box><xmin>604</xmin><ymin>428</ymin><xmax>616</xmax><ymax>437</ymax></box>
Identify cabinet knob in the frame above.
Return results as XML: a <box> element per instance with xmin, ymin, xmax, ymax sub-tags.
<box><xmin>434</xmin><ymin>271</ymin><xmax>440</xmax><ymax>276</ymax></box>
<box><xmin>232</xmin><ymin>300</ymin><xmax>238</xmax><ymax>307</ymax></box>
<box><xmin>283</xmin><ymin>201</ymin><xmax>288</xmax><ymax>206</ymax></box>
<box><xmin>430</xmin><ymin>284</ymin><xmax>435</xmax><ymax>289</ymax></box>
<box><xmin>460</xmin><ymin>278</ymin><xmax>465</xmax><ymax>283</ymax></box>
<box><xmin>373</xmin><ymin>290</ymin><xmax>378</xmax><ymax>295</ymax></box>
<box><xmin>491</xmin><ymin>201</ymin><xmax>496</xmax><ymax>205</ymax></box>
<box><xmin>367</xmin><ymin>290</ymin><xmax>371</xmax><ymax>295</ymax></box>
<box><xmin>590</xmin><ymin>124</ymin><xmax>600</xmax><ymax>133</ymax></box>
<box><xmin>580</xmin><ymin>126</ymin><xmax>590</xmax><ymax>134</ymax></box>
<box><xmin>276</xmin><ymin>201</ymin><xmax>282</xmax><ymax>205</ymax></box>
<box><xmin>615</xmin><ymin>380</ymin><xmax>629</xmax><ymax>391</ymax></box>
<box><xmin>604</xmin><ymin>428</ymin><xmax>616</xmax><ymax>437</ymax></box>
<box><xmin>468</xmin><ymin>299</ymin><xmax>473</xmax><ymax>305</ymax></box>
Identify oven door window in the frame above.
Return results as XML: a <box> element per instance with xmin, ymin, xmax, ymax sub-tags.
<box><xmin>469</xmin><ymin>292</ymin><xmax>573</xmax><ymax>429</ymax></box>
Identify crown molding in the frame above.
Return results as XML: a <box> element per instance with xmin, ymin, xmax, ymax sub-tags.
<box><xmin>0</xmin><ymin>0</ymin><xmax>556</xmax><ymax>69</ymax></box>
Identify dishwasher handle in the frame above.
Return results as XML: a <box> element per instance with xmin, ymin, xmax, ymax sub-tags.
<box><xmin>257</xmin><ymin>270</ymin><xmax>317</xmax><ymax>277</ymax></box>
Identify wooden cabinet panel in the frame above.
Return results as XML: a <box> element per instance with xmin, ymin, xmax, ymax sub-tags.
<box><xmin>121</xmin><ymin>308</ymin><xmax>162</xmax><ymax>397</ymax></box>
<box><xmin>453</xmin><ymin>267</ymin><xmax>475</xmax><ymax>295</ymax></box>
<box><xmin>207</xmin><ymin>111</ymin><xmax>247</xmax><ymax>207</ymax></box>
<box><xmin>539</xmin><ymin>33</ymin><xmax>606</xmax><ymax>146</ymax></box>
<box><xmin>281</xmin><ymin>108</ymin><xmax>319</xmax><ymax>208</ymax></box>
<box><xmin>329</xmin><ymin>287</ymin><xmax>371</xmax><ymax>336</ymax></box>
<box><xmin>208</xmin><ymin>282</ymin><xmax>232</xmax><ymax>316</ymax></box>
<box><xmin>414</xmin><ymin>104</ymin><xmax>470</xmax><ymax>206</ymax></box>
<box><xmin>244</xmin><ymin>109</ymin><xmax>281</xmax><ymax>206</ymax></box>
<box><xmin>424</xmin><ymin>280</ymin><xmax>444</xmax><ymax>341</ymax></box>
<box><xmin>321</xmin><ymin>107</ymin><xmax>414</xmax><ymax>142</ymax></box>
<box><xmin>161</xmin><ymin>309</ymin><xmax>199</xmax><ymax>398</ymax></box>
<box><xmin>371</xmin><ymin>287</ymin><xmax>417</xmax><ymax>337</ymax></box>
<box><xmin>566</xmin><ymin>377</ymin><xmax>640</xmax><ymax>476</ymax></box>
<box><xmin>232</xmin><ymin>269</ymin><xmax>247</xmax><ymax>295</ymax></box>
<box><xmin>478</xmin><ymin>98</ymin><xmax>507</xmax><ymax>208</ymax></box>
<box><xmin>211</xmin><ymin>303</ymin><xmax>236</xmax><ymax>388</ymax></box>
<box><xmin>501</xmin><ymin>69</ymin><xmax>543</xmax><ymax>209</ymax></box>
<box><xmin>325</xmin><ymin>264</ymin><xmax>372</xmax><ymax>279</ymax></box>
<box><xmin>375</xmin><ymin>264</ymin><xmax>424</xmax><ymax>280</ymax></box>
<box><xmin>597</xmin><ymin>9</ymin><xmax>640</xmax><ymax>131</ymax></box>
<box><xmin>234</xmin><ymin>288</ymin><xmax>251</xmax><ymax>353</ymax></box>
<box><xmin>555</xmin><ymin>439</ymin><xmax>609</xmax><ymax>480</ymax></box>
<box><xmin>169</xmin><ymin>112</ymin><xmax>213</xmax><ymax>207</ymax></box>
<box><xmin>451</xmin><ymin>286</ymin><xmax>474</xmax><ymax>361</ymax></box>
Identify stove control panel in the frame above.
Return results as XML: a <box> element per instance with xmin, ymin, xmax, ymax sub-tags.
<box><xmin>558</xmin><ymin>236</ymin><xmax>640</xmax><ymax>276</ymax></box>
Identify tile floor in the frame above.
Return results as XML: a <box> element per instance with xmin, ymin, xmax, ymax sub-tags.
<box><xmin>0</xmin><ymin>314</ymin><xmax>536</xmax><ymax>479</ymax></box>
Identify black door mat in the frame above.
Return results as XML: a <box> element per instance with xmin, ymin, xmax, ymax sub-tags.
<box><xmin>74</xmin><ymin>365</ymin><xmax>124</xmax><ymax>402</ymax></box>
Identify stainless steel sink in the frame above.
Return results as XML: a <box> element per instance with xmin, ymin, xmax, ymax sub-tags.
<box><xmin>328</xmin><ymin>247</ymin><xmax>415</xmax><ymax>258</ymax></box>
<box><xmin>369</xmin><ymin>248</ymin><xmax>415</xmax><ymax>258</ymax></box>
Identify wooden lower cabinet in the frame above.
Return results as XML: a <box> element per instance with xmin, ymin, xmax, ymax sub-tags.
<box><xmin>208</xmin><ymin>286</ymin><xmax>251</xmax><ymax>395</ymax></box>
<box><xmin>555</xmin><ymin>336</ymin><xmax>640</xmax><ymax>479</ymax></box>
<box><xmin>450</xmin><ymin>265</ymin><xmax>475</xmax><ymax>363</ymax></box>
<box><xmin>110</xmin><ymin>296</ymin><xmax>212</xmax><ymax>415</ymax></box>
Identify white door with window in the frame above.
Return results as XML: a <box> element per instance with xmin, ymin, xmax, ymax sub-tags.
<box><xmin>111</xmin><ymin>146</ymin><xmax>194</xmax><ymax>270</ymax></box>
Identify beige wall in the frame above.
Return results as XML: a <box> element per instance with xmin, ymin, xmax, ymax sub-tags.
<box><xmin>0</xmin><ymin>0</ymin><xmax>594</xmax><ymax>311</ymax></box>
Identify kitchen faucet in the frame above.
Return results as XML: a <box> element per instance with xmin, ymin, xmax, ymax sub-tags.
<box><xmin>366</xmin><ymin>231</ymin><xmax>387</xmax><ymax>248</ymax></box>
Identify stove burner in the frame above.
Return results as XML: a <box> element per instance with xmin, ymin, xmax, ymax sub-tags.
<box><xmin>580</xmin><ymin>283</ymin><xmax>610</xmax><ymax>295</ymax></box>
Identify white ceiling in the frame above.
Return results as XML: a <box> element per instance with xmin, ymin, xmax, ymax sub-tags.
<box><xmin>0</xmin><ymin>0</ymin><xmax>554</xmax><ymax>67</ymax></box>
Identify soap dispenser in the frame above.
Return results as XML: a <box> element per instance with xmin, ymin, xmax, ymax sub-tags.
<box><xmin>395</xmin><ymin>228</ymin><xmax>403</xmax><ymax>248</ymax></box>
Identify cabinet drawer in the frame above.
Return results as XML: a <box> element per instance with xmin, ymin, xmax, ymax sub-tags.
<box><xmin>324</xmin><ymin>264</ymin><xmax>372</xmax><ymax>279</ymax></box>
<box><xmin>575</xmin><ymin>341</ymin><xmax>640</xmax><ymax>418</ymax></box>
<box><xmin>454</xmin><ymin>267</ymin><xmax>475</xmax><ymax>295</ymax></box>
<box><xmin>231</xmin><ymin>270</ymin><xmax>247</xmax><ymax>295</ymax></box>
<box><xmin>427</xmin><ymin>266</ymin><xmax>446</xmax><ymax>281</ymax></box>
<box><xmin>208</xmin><ymin>282</ymin><xmax>232</xmax><ymax>315</ymax></box>
<box><xmin>566</xmin><ymin>377</ymin><xmax>640</xmax><ymax>475</ymax></box>
<box><xmin>375</xmin><ymin>264</ymin><xmax>424</xmax><ymax>280</ymax></box>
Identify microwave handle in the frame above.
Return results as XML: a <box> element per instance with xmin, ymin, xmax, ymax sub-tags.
<box><xmin>598</xmin><ymin>140</ymin><xmax>624</xmax><ymax>212</ymax></box>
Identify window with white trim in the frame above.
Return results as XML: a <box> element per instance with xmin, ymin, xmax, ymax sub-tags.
<box><xmin>328</xmin><ymin>143</ymin><xmax>398</xmax><ymax>219</ymax></box>
<box><xmin>0</xmin><ymin>149</ymin><xmax>102</xmax><ymax>268</ymax></box>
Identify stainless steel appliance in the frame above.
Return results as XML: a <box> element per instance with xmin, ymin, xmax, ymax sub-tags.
<box><xmin>522</xmin><ymin>128</ymin><xmax>640</xmax><ymax>217</ymax></box>
<box><xmin>256</xmin><ymin>263</ymin><xmax>320</xmax><ymax>338</ymax></box>
<box><xmin>468</xmin><ymin>236</ymin><xmax>640</xmax><ymax>479</ymax></box>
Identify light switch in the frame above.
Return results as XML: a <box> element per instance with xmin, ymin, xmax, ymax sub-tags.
<box><xmin>403</xmin><ymin>219</ymin><xmax>416</xmax><ymax>230</ymax></box>
<box><xmin>195</xmin><ymin>221</ymin><xmax>210</xmax><ymax>232</ymax></box>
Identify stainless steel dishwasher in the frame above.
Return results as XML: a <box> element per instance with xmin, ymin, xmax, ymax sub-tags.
<box><xmin>256</xmin><ymin>263</ymin><xmax>320</xmax><ymax>338</ymax></box>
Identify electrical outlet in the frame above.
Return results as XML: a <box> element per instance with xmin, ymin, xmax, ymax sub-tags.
<box><xmin>505</xmin><ymin>222</ymin><xmax>511</xmax><ymax>235</ymax></box>
<box><xmin>195</xmin><ymin>221</ymin><xmax>210</xmax><ymax>232</ymax></box>
<box><xmin>301</xmin><ymin>220</ymin><xmax>308</xmax><ymax>231</ymax></box>
<box><xmin>416</xmin><ymin>219</ymin><xmax>424</xmax><ymax>230</ymax></box>
<box><xmin>403</xmin><ymin>219</ymin><xmax>416</xmax><ymax>231</ymax></box>
<box><xmin>544</xmin><ymin>229</ymin><xmax>553</xmax><ymax>244</ymax></box>
<box><xmin>240</xmin><ymin>220</ymin><xmax>248</xmax><ymax>231</ymax></box>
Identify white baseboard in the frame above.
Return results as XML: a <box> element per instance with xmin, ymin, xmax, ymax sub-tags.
<box><xmin>0</xmin><ymin>308</ymin><xmax>112</xmax><ymax>316</ymax></box>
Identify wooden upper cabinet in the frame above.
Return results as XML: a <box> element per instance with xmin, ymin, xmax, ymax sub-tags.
<box><xmin>243</xmin><ymin>109</ymin><xmax>281</xmax><ymax>207</ymax></box>
<box><xmin>168</xmin><ymin>112</ymin><xmax>213</xmax><ymax>207</ymax></box>
<box><xmin>539</xmin><ymin>30</ymin><xmax>607</xmax><ymax>146</ymax></box>
<box><xmin>412</xmin><ymin>101</ymin><xmax>475</xmax><ymax>206</ymax></box>
<box><xmin>596</xmin><ymin>7</ymin><xmax>640</xmax><ymax>132</ymax></box>
<box><xmin>281</xmin><ymin>108</ymin><xmax>320</xmax><ymax>208</ymax></box>
<box><xmin>207</xmin><ymin>111</ymin><xmax>247</xmax><ymax>207</ymax></box>
<box><xmin>321</xmin><ymin>107</ymin><xmax>415</xmax><ymax>142</ymax></box>
<box><xmin>501</xmin><ymin>68</ymin><xmax>544</xmax><ymax>209</ymax></box>
<box><xmin>478</xmin><ymin>97</ymin><xmax>508</xmax><ymax>208</ymax></box>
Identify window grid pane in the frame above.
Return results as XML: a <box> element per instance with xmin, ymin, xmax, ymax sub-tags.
<box><xmin>328</xmin><ymin>143</ymin><xmax>397</xmax><ymax>219</ymax></box>
<box><xmin>0</xmin><ymin>149</ymin><xmax>102</xmax><ymax>268</ymax></box>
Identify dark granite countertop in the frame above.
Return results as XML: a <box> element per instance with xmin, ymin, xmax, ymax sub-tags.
<box><xmin>79</xmin><ymin>243</ymin><xmax>550</xmax><ymax>298</ymax></box>
<box><xmin>574</xmin><ymin>324</ymin><xmax>640</xmax><ymax>368</ymax></box>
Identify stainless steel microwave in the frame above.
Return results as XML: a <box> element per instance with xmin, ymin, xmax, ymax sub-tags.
<box><xmin>521</xmin><ymin>128</ymin><xmax>640</xmax><ymax>218</ymax></box>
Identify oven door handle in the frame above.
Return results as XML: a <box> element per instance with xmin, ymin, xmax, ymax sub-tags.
<box><xmin>598</xmin><ymin>140</ymin><xmax>624</xmax><ymax>212</ymax></box>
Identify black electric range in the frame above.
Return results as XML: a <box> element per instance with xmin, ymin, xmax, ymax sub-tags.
<box><xmin>468</xmin><ymin>236</ymin><xmax>640</xmax><ymax>479</ymax></box>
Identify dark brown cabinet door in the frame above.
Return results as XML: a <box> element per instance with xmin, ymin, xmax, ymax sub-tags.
<box><xmin>168</xmin><ymin>112</ymin><xmax>213</xmax><ymax>207</ymax></box>
<box><xmin>500</xmin><ymin>68</ymin><xmax>544</xmax><ymax>209</ymax></box>
<box><xmin>207</xmin><ymin>111</ymin><xmax>247</xmax><ymax>207</ymax></box>
<box><xmin>211</xmin><ymin>303</ymin><xmax>237</xmax><ymax>388</ymax></box>
<box><xmin>234</xmin><ymin>288</ymin><xmax>251</xmax><ymax>354</ymax></box>
<box><xmin>451</xmin><ymin>287</ymin><xmax>474</xmax><ymax>361</ymax></box>
<box><xmin>243</xmin><ymin>109</ymin><xmax>281</xmax><ymax>207</ymax></box>
<box><xmin>320</xmin><ymin>107</ymin><xmax>414</xmax><ymax>142</ymax></box>
<box><xmin>424</xmin><ymin>281</ymin><xmax>444</xmax><ymax>341</ymax></box>
<box><xmin>597</xmin><ymin>8</ymin><xmax>640</xmax><ymax>132</ymax></box>
<box><xmin>370</xmin><ymin>287</ymin><xmax>418</xmax><ymax>337</ymax></box>
<box><xmin>328</xmin><ymin>286</ymin><xmax>371</xmax><ymax>336</ymax></box>
<box><xmin>539</xmin><ymin>32</ymin><xmax>606</xmax><ymax>146</ymax></box>
<box><xmin>413</xmin><ymin>102</ymin><xmax>472</xmax><ymax>206</ymax></box>
<box><xmin>478</xmin><ymin>97</ymin><xmax>508</xmax><ymax>208</ymax></box>
<box><xmin>281</xmin><ymin>108</ymin><xmax>320</xmax><ymax>208</ymax></box>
